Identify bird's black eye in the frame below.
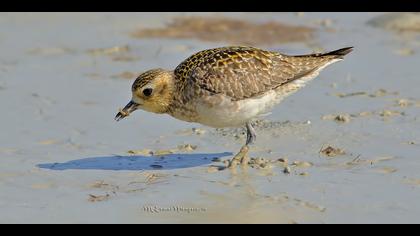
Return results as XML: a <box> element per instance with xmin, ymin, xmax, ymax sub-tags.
<box><xmin>142</xmin><ymin>88</ymin><xmax>153</xmax><ymax>97</ymax></box>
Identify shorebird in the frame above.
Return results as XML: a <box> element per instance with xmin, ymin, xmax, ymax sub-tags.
<box><xmin>115</xmin><ymin>46</ymin><xmax>353</xmax><ymax>168</ymax></box>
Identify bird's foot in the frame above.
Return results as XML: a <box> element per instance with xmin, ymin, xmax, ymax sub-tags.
<box><xmin>227</xmin><ymin>145</ymin><xmax>250</xmax><ymax>169</ymax></box>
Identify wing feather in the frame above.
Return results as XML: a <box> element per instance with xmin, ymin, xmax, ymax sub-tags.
<box><xmin>174</xmin><ymin>46</ymin><xmax>328</xmax><ymax>101</ymax></box>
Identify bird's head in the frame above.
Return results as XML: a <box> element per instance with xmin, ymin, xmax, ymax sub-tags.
<box><xmin>115</xmin><ymin>68</ymin><xmax>175</xmax><ymax>121</ymax></box>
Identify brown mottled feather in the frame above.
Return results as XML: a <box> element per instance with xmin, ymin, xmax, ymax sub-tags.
<box><xmin>174</xmin><ymin>46</ymin><xmax>349</xmax><ymax>101</ymax></box>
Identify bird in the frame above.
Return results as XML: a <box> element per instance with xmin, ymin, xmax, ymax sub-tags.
<box><xmin>115</xmin><ymin>46</ymin><xmax>353</xmax><ymax>168</ymax></box>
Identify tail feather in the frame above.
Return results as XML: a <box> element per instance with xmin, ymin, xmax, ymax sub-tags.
<box><xmin>294</xmin><ymin>47</ymin><xmax>354</xmax><ymax>59</ymax></box>
<box><xmin>322</xmin><ymin>47</ymin><xmax>354</xmax><ymax>58</ymax></box>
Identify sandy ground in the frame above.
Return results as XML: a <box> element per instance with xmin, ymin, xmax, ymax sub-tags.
<box><xmin>1</xmin><ymin>12</ymin><xmax>420</xmax><ymax>223</ymax></box>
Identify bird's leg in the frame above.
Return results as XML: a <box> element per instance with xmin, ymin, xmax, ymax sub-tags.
<box><xmin>228</xmin><ymin>122</ymin><xmax>256</xmax><ymax>169</ymax></box>
<box><xmin>245</xmin><ymin>122</ymin><xmax>256</xmax><ymax>146</ymax></box>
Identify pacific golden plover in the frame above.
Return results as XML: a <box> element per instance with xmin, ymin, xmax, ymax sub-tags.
<box><xmin>115</xmin><ymin>46</ymin><xmax>353</xmax><ymax>168</ymax></box>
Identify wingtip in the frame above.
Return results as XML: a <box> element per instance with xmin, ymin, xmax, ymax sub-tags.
<box><xmin>325</xmin><ymin>47</ymin><xmax>354</xmax><ymax>58</ymax></box>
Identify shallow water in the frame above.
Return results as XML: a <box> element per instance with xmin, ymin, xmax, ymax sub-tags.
<box><xmin>1</xmin><ymin>12</ymin><xmax>420</xmax><ymax>223</ymax></box>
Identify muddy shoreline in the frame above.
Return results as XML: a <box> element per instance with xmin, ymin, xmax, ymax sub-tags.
<box><xmin>1</xmin><ymin>12</ymin><xmax>420</xmax><ymax>223</ymax></box>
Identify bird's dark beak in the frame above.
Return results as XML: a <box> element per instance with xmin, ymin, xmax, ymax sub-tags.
<box><xmin>115</xmin><ymin>100</ymin><xmax>139</xmax><ymax>121</ymax></box>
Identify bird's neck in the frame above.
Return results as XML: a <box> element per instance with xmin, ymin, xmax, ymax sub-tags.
<box><xmin>160</xmin><ymin>71</ymin><xmax>178</xmax><ymax>114</ymax></box>
<box><xmin>164</xmin><ymin>71</ymin><xmax>192</xmax><ymax>117</ymax></box>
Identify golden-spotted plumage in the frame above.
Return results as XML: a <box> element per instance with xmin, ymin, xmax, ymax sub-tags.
<box><xmin>115</xmin><ymin>45</ymin><xmax>353</xmax><ymax>169</ymax></box>
<box><xmin>173</xmin><ymin>46</ymin><xmax>349</xmax><ymax>101</ymax></box>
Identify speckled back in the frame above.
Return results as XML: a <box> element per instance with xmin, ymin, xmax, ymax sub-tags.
<box><xmin>174</xmin><ymin>46</ymin><xmax>336</xmax><ymax>101</ymax></box>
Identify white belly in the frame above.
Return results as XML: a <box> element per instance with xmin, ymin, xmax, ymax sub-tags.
<box><xmin>195</xmin><ymin>90</ymin><xmax>283</xmax><ymax>128</ymax></box>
